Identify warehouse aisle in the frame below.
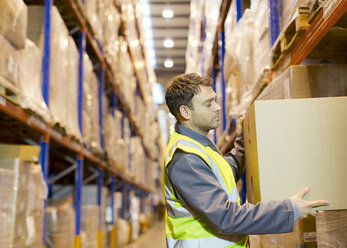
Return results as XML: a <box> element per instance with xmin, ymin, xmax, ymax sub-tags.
<box><xmin>123</xmin><ymin>220</ymin><xmax>166</xmax><ymax>248</ymax></box>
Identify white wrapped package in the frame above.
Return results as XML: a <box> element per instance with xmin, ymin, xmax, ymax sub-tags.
<box><xmin>27</xmin><ymin>6</ymin><xmax>69</xmax><ymax>127</ymax></box>
<box><xmin>185</xmin><ymin>0</ymin><xmax>204</xmax><ymax>74</ymax></box>
<box><xmin>81</xmin><ymin>205</ymin><xmax>98</xmax><ymax>248</ymax></box>
<box><xmin>46</xmin><ymin>198</ymin><xmax>75</xmax><ymax>248</ymax></box>
<box><xmin>0</xmin><ymin>159</ymin><xmax>45</xmax><ymax>248</ymax></box>
<box><xmin>66</xmin><ymin>37</ymin><xmax>82</xmax><ymax>141</ymax></box>
<box><xmin>17</xmin><ymin>39</ymin><xmax>50</xmax><ymax>122</ymax></box>
<box><xmin>130</xmin><ymin>193</ymin><xmax>140</xmax><ymax>240</ymax></box>
<box><xmin>202</xmin><ymin>0</ymin><xmax>222</xmax><ymax>74</ymax></box>
<box><xmin>104</xmin><ymin>3</ymin><xmax>120</xmax><ymax>77</ymax></box>
<box><xmin>83</xmin><ymin>53</ymin><xmax>101</xmax><ymax>151</ymax></box>
<box><xmin>279</xmin><ymin>0</ymin><xmax>308</xmax><ymax>31</ymax></box>
<box><xmin>0</xmin><ymin>0</ymin><xmax>27</xmax><ymax>49</ymax></box>
<box><xmin>85</xmin><ymin>0</ymin><xmax>104</xmax><ymax>44</ymax></box>
<box><xmin>0</xmin><ymin>34</ymin><xmax>20</xmax><ymax>89</ymax></box>
<box><xmin>252</xmin><ymin>0</ymin><xmax>270</xmax><ymax>83</ymax></box>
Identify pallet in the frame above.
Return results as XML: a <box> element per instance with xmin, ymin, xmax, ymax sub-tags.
<box><xmin>271</xmin><ymin>7</ymin><xmax>311</xmax><ymax>70</ymax></box>
<box><xmin>0</xmin><ymin>77</ymin><xmax>22</xmax><ymax>106</ymax></box>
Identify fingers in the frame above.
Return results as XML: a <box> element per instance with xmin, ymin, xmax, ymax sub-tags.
<box><xmin>309</xmin><ymin>200</ymin><xmax>330</xmax><ymax>208</ymax></box>
<box><xmin>293</xmin><ymin>186</ymin><xmax>310</xmax><ymax>199</ymax></box>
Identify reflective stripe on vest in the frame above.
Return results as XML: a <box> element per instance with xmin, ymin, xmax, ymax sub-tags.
<box><xmin>163</xmin><ymin>131</ymin><xmax>249</xmax><ymax>248</ymax></box>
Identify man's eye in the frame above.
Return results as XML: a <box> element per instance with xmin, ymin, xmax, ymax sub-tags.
<box><xmin>206</xmin><ymin>103</ymin><xmax>211</xmax><ymax>107</ymax></box>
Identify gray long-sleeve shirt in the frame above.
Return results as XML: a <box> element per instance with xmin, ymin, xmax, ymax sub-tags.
<box><xmin>166</xmin><ymin>123</ymin><xmax>296</xmax><ymax>235</ymax></box>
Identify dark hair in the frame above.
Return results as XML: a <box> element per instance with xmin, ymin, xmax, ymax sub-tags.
<box><xmin>165</xmin><ymin>73</ymin><xmax>212</xmax><ymax>120</ymax></box>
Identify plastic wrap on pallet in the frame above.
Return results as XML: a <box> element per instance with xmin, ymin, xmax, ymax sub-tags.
<box><xmin>252</xmin><ymin>0</ymin><xmax>271</xmax><ymax>84</ymax></box>
<box><xmin>224</xmin><ymin>10</ymin><xmax>255</xmax><ymax>116</ymax></box>
<box><xmin>66</xmin><ymin>37</ymin><xmax>82</xmax><ymax>141</ymax></box>
<box><xmin>82</xmin><ymin>185</ymin><xmax>108</xmax><ymax>227</ymax></box>
<box><xmin>28</xmin><ymin>6</ymin><xmax>69</xmax><ymax>127</ymax></box>
<box><xmin>316</xmin><ymin>210</ymin><xmax>347</xmax><ymax>248</ymax></box>
<box><xmin>223</xmin><ymin>0</ymin><xmax>237</xmax><ymax>80</ymax></box>
<box><xmin>81</xmin><ymin>205</ymin><xmax>99</xmax><ymax>248</ymax></box>
<box><xmin>202</xmin><ymin>0</ymin><xmax>222</xmax><ymax>75</ymax></box>
<box><xmin>46</xmin><ymin>198</ymin><xmax>75</xmax><ymax>248</ymax></box>
<box><xmin>0</xmin><ymin>34</ymin><xmax>20</xmax><ymax>90</ymax></box>
<box><xmin>0</xmin><ymin>159</ymin><xmax>45</xmax><ymax>248</ymax></box>
<box><xmin>130</xmin><ymin>192</ymin><xmax>140</xmax><ymax>240</ymax></box>
<box><xmin>0</xmin><ymin>0</ymin><xmax>27</xmax><ymax>49</ymax></box>
<box><xmin>118</xmin><ymin>38</ymin><xmax>136</xmax><ymax>114</ymax></box>
<box><xmin>83</xmin><ymin>53</ymin><xmax>101</xmax><ymax>151</ymax></box>
<box><xmin>85</xmin><ymin>0</ymin><xmax>104</xmax><ymax>44</ymax></box>
<box><xmin>186</xmin><ymin>0</ymin><xmax>204</xmax><ymax>74</ymax></box>
<box><xmin>115</xmin><ymin>218</ymin><xmax>130</xmax><ymax>246</ymax></box>
<box><xmin>104</xmin><ymin>2</ymin><xmax>120</xmax><ymax>78</ymax></box>
<box><xmin>16</xmin><ymin>39</ymin><xmax>50</xmax><ymax>122</ymax></box>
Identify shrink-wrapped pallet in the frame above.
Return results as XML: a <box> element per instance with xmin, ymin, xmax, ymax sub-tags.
<box><xmin>27</xmin><ymin>6</ymin><xmax>69</xmax><ymax>127</ymax></box>
<box><xmin>0</xmin><ymin>154</ymin><xmax>45</xmax><ymax>248</ymax></box>
<box><xmin>81</xmin><ymin>205</ymin><xmax>99</xmax><ymax>248</ymax></box>
<box><xmin>65</xmin><ymin>37</ymin><xmax>82</xmax><ymax>141</ymax></box>
<box><xmin>130</xmin><ymin>193</ymin><xmax>140</xmax><ymax>240</ymax></box>
<box><xmin>186</xmin><ymin>0</ymin><xmax>204</xmax><ymax>74</ymax></box>
<box><xmin>85</xmin><ymin>0</ymin><xmax>104</xmax><ymax>44</ymax></box>
<box><xmin>0</xmin><ymin>34</ymin><xmax>20</xmax><ymax>89</ymax></box>
<box><xmin>17</xmin><ymin>39</ymin><xmax>50</xmax><ymax>122</ymax></box>
<box><xmin>46</xmin><ymin>198</ymin><xmax>75</xmax><ymax>248</ymax></box>
<box><xmin>202</xmin><ymin>0</ymin><xmax>223</xmax><ymax>74</ymax></box>
<box><xmin>0</xmin><ymin>0</ymin><xmax>27</xmax><ymax>49</ymax></box>
<box><xmin>83</xmin><ymin>53</ymin><xmax>101</xmax><ymax>151</ymax></box>
<box><xmin>104</xmin><ymin>2</ymin><xmax>120</xmax><ymax>77</ymax></box>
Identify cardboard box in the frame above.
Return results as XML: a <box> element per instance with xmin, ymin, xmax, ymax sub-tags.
<box><xmin>0</xmin><ymin>0</ymin><xmax>27</xmax><ymax>49</ymax></box>
<box><xmin>0</xmin><ymin>158</ymin><xmax>45</xmax><ymax>248</ymax></box>
<box><xmin>244</xmin><ymin>97</ymin><xmax>347</xmax><ymax>209</ymax></box>
<box><xmin>0</xmin><ymin>34</ymin><xmax>20</xmax><ymax>88</ymax></box>
<box><xmin>0</xmin><ymin>144</ymin><xmax>40</xmax><ymax>162</ymax></box>
<box><xmin>258</xmin><ymin>64</ymin><xmax>347</xmax><ymax>100</ymax></box>
<box><xmin>250</xmin><ymin>216</ymin><xmax>317</xmax><ymax>248</ymax></box>
<box><xmin>316</xmin><ymin>210</ymin><xmax>347</xmax><ymax>248</ymax></box>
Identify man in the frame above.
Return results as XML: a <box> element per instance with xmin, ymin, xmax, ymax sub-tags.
<box><xmin>163</xmin><ymin>73</ymin><xmax>329</xmax><ymax>248</ymax></box>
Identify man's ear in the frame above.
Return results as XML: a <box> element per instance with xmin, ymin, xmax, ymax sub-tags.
<box><xmin>179</xmin><ymin>105</ymin><xmax>190</xmax><ymax>120</ymax></box>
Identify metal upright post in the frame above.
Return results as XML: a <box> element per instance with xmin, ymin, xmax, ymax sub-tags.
<box><xmin>269</xmin><ymin>0</ymin><xmax>280</xmax><ymax>45</ymax></box>
<box><xmin>75</xmin><ymin>154</ymin><xmax>84</xmax><ymax>248</ymax></box>
<box><xmin>97</xmin><ymin>169</ymin><xmax>103</xmax><ymax>248</ymax></box>
<box><xmin>236</xmin><ymin>0</ymin><xmax>242</xmax><ymax>22</ymax></box>
<box><xmin>121</xmin><ymin>183</ymin><xmax>126</xmax><ymax>219</ymax></box>
<box><xmin>110</xmin><ymin>177</ymin><xmax>117</xmax><ymax>247</ymax></box>
<box><xmin>212</xmin><ymin>67</ymin><xmax>217</xmax><ymax>144</ymax></box>
<box><xmin>219</xmin><ymin>30</ymin><xmax>227</xmax><ymax>132</ymax></box>
<box><xmin>40</xmin><ymin>1</ymin><xmax>52</xmax><ymax>247</ymax></box>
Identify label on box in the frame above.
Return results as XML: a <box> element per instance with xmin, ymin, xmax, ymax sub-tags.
<box><xmin>303</xmin><ymin>232</ymin><xmax>317</xmax><ymax>242</ymax></box>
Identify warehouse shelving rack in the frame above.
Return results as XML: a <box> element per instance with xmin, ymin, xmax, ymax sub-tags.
<box><xmin>200</xmin><ymin>0</ymin><xmax>347</xmax><ymax>205</ymax></box>
<box><xmin>206</xmin><ymin>0</ymin><xmax>347</xmax><ymax>155</ymax></box>
<box><xmin>0</xmin><ymin>0</ymin><xmax>160</xmax><ymax>247</ymax></box>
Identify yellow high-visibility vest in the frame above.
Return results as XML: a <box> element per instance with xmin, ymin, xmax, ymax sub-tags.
<box><xmin>163</xmin><ymin>131</ymin><xmax>249</xmax><ymax>248</ymax></box>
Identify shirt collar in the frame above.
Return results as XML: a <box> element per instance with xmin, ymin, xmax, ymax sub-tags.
<box><xmin>175</xmin><ymin>123</ymin><xmax>220</xmax><ymax>153</ymax></box>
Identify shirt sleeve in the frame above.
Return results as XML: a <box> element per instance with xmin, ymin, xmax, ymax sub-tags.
<box><xmin>167</xmin><ymin>150</ymin><xmax>295</xmax><ymax>235</ymax></box>
<box><xmin>223</xmin><ymin>131</ymin><xmax>245</xmax><ymax>183</ymax></box>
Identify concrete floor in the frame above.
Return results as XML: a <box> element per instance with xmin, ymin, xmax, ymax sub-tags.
<box><xmin>123</xmin><ymin>220</ymin><xmax>166</xmax><ymax>248</ymax></box>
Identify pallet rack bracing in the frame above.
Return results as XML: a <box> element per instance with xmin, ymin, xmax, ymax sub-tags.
<box><xmin>0</xmin><ymin>0</ymin><xmax>164</xmax><ymax>247</ymax></box>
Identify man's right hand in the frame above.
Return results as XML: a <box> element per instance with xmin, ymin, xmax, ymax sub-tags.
<box><xmin>290</xmin><ymin>186</ymin><xmax>330</xmax><ymax>219</ymax></box>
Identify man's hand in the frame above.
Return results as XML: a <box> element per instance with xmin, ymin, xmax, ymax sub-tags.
<box><xmin>290</xmin><ymin>186</ymin><xmax>330</xmax><ymax>219</ymax></box>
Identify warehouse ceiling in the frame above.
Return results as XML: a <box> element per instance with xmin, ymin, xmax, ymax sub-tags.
<box><xmin>140</xmin><ymin>0</ymin><xmax>190</xmax><ymax>86</ymax></box>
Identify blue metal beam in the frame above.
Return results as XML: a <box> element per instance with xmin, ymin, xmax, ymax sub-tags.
<box><xmin>75</xmin><ymin>155</ymin><xmax>84</xmax><ymax>247</ymax></box>
<box><xmin>212</xmin><ymin>67</ymin><xmax>217</xmax><ymax>144</ymax></box>
<box><xmin>236</xmin><ymin>0</ymin><xmax>243</xmax><ymax>22</ymax></box>
<box><xmin>269</xmin><ymin>0</ymin><xmax>281</xmax><ymax>45</ymax></box>
<box><xmin>219</xmin><ymin>30</ymin><xmax>227</xmax><ymax>132</ymax></box>
<box><xmin>98</xmin><ymin>68</ymin><xmax>105</xmax><ymax>149</ymax></box>
<box><xmin>78</xmin><ymin>31</ymin><xmax>85</xmax><ymax>135</ymax></box>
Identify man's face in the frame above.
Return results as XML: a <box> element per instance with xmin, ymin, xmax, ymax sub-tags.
<box><xmin>187</xmin><ymin>86</ymin><xmax>221</xmax><ymax>135</ymax></box>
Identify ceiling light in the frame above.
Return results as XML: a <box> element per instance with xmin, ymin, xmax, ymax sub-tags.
<box><xmin>162</xmin><ymin>9</ymin><xmax>174</xmax><ymax>18</ymax></box>
<box><xmin>164</xmin><ymin>58</ymin><xmax>174</xmax><ymax>68</ymax></box>
<box><xmin>163</xmin><ymin>38</ymin><xmax>174</xmax><ymax>48</ymax></box>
